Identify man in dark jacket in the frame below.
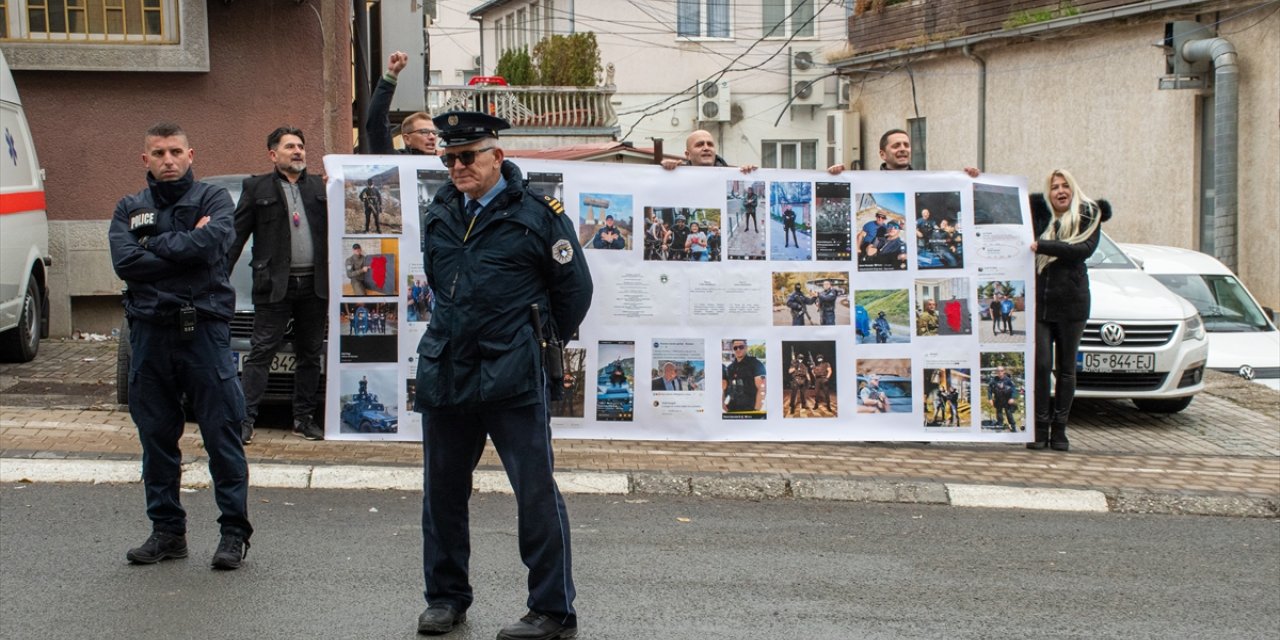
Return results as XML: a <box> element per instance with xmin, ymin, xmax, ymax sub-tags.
<box><xmin>109</xmin><ymin>122</ymin><xmax>252</xmax><ymax>571</ymax></box>
<box><xmin>413</xmin><ymin>111</ymin><xmax>592</xmax><ymax>640</ymax></box>
<box><xmin>228</xmin><ymin>126</ymin><xmax>328</xmax><ymax>444</ymax></box>
<box><xmin>988</xmin><ymin>366</ymin><xmax>1019</xmax><ymax>431</ymax></box>
<box><xmin>365</xmin><ymin>51</ymin><xmax>439</xmax><ymax>155</ymax></box>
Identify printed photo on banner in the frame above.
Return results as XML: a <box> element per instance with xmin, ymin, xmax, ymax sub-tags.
<box><xmin>772</xmin><ymin>271</ymin><xmax>849</xmax><ymax>326</ymax></box>
<box><xmin>405</xmin><ymin>378</ymin><xmax>416</xmax><ymax>413</ymax></box>
<box><xmin>524</xmin><ymin>171</ymin><xmax>564</xmax><ymax>202</ymax></box>
<box><xmin>406</xmin><ymin>272</ymin><xmax>433</xmax><ymax>324</ymax></box>
<box><xmin>597</xmin><ymin>341</ymin><xmax>635</xmax><ymax>422</ymax></box>
<box><xmin>416</xmin><ymin>169</ymin><xmax>449</xmax><ymax>251</ymax></box>
<box><xmin>855</xmin><ymin>358</ymin><xmax>912</xmax><ymax>414</ymax></box>
<box><xmin>814</xmin><ymin>182</ymin><xmax>853</xmax><ymax>261</ymax></box>
<box><xmin>642</xmin><ymin>207</ymin><xmax>721</xmax><ymax>262</ymax></box>
<box><xmin>551</xmin><ymin>347</ymin><xmax>587</xmax><ymax>420</ymax></box>
<box><xmin>855</xmin><ymin>192</ymin><xmax>908</xmax><ymax>271</ymax></box>
<box><xmin>973</xmin><ymin>183</ymin><xmax>1024</xmax><ymax>225</ymax></box>
<box><xmin>978</xmin><ymin>280</ymin><xmax>1026</xmax><ymax>343</ymax></box>
<box><xmin>915</xmin><ymin>278</ymin><xmax>972</xmax><ymax>336</ymax></box>
<box><xmin>979</xmin><ymin>352</ymin><xmax>1026</xmax><ymax>433</ymax></box>
<box><xmin>341</xmin><ymin>237</ymin><xmax>399</xmax><ymax>297</ymax></box>
<box><xmin>854</xmin><ymin>288</ymin><xmax>911</xmax><ymax>344</ymax></box>
<box><xmin>923</xmin><ymin>366</ymin><xmax>971</xmax><ymax>428</ymax></box>
<box><xmin>342</xmin><ymin>164</ymin><xmax>401</xmax><ymax>235</ymax></box>
<box><xmin>338</xmin><ymin>302</ymin><xmax>397</xmax><ymax>363</ymax></box>
<box><xmin>650</xmin><ymin>338</ymin><xmax>706</xmax><ymax>418</ymax></box>
<box><xmin>721</xmin><ymin>338</ymin><xmax>766</xmax><ymax>420</ymax></box>
<box><xmin>579</xmin><ymin>192</ymin><xmax>634</xmax><ymax>251</ymax></box>
<box><xmin>337</xmin><ymin>368</ymin><xmax>399</xmax><ymax>434</ymax></box>
<box><xmin>769</xmin><ymin>181</ymin><xmax>812</xmax><ymax>261</ymax></box>
<box><xmin>781</xmin><ymin>340</ymin><xmax>838</xmax><ymax>419</ymax></box>
<box><xmin>915</xmin><ymin>191</ymin><xmax>964</xmax><ymax>270</ymax></box>
<box><xmin>725</xmin><ymin>180</ymin><xmax>766</xmax><ymax>261</ymax></box>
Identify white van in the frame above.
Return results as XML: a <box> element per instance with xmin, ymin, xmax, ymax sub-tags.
<box><xmin>0</xmin><ymin>50</ymin><xmax>51</xmax><ymax>362</ymax></box>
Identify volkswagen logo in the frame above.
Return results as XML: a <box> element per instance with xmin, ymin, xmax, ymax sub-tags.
<box><xmin>1099</xmin><ymin>322</ymin><xmax>1126</xmax><ymax>346</ymax></box>
<box><xmin>1238</xmin><ymin>365</ymin><xmax>1255</xmax><ymax>380</ymax></box>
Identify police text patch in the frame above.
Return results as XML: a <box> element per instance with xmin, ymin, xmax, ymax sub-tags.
<box><xmin>552</xmin><ymin>239</ymin><xmax>574</xmax><ymax>264</ymax></box>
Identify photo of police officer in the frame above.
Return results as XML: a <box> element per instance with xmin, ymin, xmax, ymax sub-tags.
<box><xmin>551</xmin><ymin>347</ymin><xmax>587</xmax><ymax>419</ymax></box>
<box><xmin>814</xmin><ymin>182</ymin><xmax>853</xmax><ymax>261</ymax></box>
<box><xmin>725</xmin><ymin>180</ymin><xmax>766</xmax><ymax>261</ymax></box>
<box><xmin>769</xmin><ymin>181</ymin><xmax>813</xmax><ymax>261</ymax></box>
<box><xmin>722</xmin><ymin>338</ymin><xmax>766</xmax><ymax>419</ymax></box>
<box><xmin>343</xmin><ymin>164</ymin><xmax>402</xmax><ymax>235</ymax></box>
<box><xmin>406</xmin><ymin>272</ymin><xmax>433</xmax><ymax>323</ymax></box>
<box><xmin>342</xmin><ymin>237</ymin><xmax>399</xmax><ymax>297</ymax></box>
<box><xmin>973</xmin><ymin>182</ymin><xmax>1024</xmax><ymax>225</ymax></box>
<box><xmin>781</xmin><ymin>340</ymin><xmax>838</xmax><ymax>418</ymax></box>
<box><xmin>854</xmin><ymin>289</ymin><xmax>911</xmax><ymax>344</ymax></box>
<box><xmin>978</xmin><ymin>280</ymin><xmax>1027</xmax><ymax>343</ymax></box>
<box><xmin>771</xmin><ymin>272</ymin><xmax>848</xmax><ymax>326</ymax></box>
<box><xmin>915</xmin><ymin>278</ymin><xmax>972</xmax><ymax>336</ymax></box>
<box><xmin>578</xmin><ymin>192</ymin><xmax>633</xmax><ymax>251</ymax></box>
<box><xmin>854</xmin><ymin>191</ymin><xmax>907</xmax><ymax>271</ymax></box>
<box><xmin>980</xmin><ymin>352</ymin><xmax>1026</xmax><ymax>432</ymax></box>
<box><xmin>915</xmin><ymin>191</ymin><xmax>964</xmax><ymax>270</ymax></box>
<box><xmin>923</xmin><ymin>366</ymin><xmax>971</xmax><ymax>427</ymax></box>
<box><xmin>597</xmin><ymin>340</ymin><xmax>635</xmax><ymax>422</ymax></box>
<box><xmin>338</xmin><ymin>367</ymin><xmax>398</xmax><ymax>434</ymax></box>
<box><xmin>855</xmin><ymin>358</ymin><xmax>911</xmax><ymax>414</ymax></box>
<box><xmin>643</xmin><ymin>207</ymin><xmax>721</xmax><ymax>262</ymax></box>
<box><xmin>338</xmin><ymin>302</ymin><xmax>398</xmax><ymax>363</ymax></box>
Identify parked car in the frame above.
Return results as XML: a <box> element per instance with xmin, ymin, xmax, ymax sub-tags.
<box><xmin>1072</xmin><ymin>232</ymin><xmax>1208</xmax><ymax>412</ymax></box>
<box><xmin>0</xmin><ymin>51</ymin><xmax>51</xmax><ymax>362</ymax></box>
<box><xmin>1121</xmin><ymin>243</ymin><xmax>1279</xmax><ymax>390</ymax></box>
<box><xmin>116</xmin><ymin>174</ymin><xmax>324</xmax><ymax>406</ymax></box>
<box><xmin>855</xmin><ymin>374</ymin><xmax>912</xmax><ymax>413</ymax></box>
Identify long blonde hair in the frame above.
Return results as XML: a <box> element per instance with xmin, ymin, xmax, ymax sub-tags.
<box><xmin>1037</xmin><ymin>169</ymin><xmax>1101</xmax><ymax>273</ymax></box>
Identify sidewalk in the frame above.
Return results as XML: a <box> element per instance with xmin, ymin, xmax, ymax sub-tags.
<box><xmin>2</xmin><ymin>340</ymin><xmax>1277</xmax><ymax>517</ymax></box>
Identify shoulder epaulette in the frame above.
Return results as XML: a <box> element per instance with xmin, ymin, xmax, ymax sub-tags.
<box><xmin>539</xmin><ymin>194</ymin><xmax>565</xmax><ymax>216</ymax></box>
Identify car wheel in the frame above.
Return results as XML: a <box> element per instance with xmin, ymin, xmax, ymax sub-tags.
<box><xmin>116</xmin><ymin>320</ymin><xmax>131</xmax><ymax>405</ymax></box>
<box><xmin>1132</xmin><ymin>396</ymin><xmax>1194</xmax><ymax>413</ymax></box>
<box><xmin>359</xmin><ymin>420</ymin><xmax>372</xmax><ymax>432</ymax></box>
<box><xmin>0</xmin><ymin>276</ymin><xmax>42</xmax><ymax>362</ymax></box>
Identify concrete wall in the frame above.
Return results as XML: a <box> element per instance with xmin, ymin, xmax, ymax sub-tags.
<box><xmin>843</xmin><ymin>15</ymin><xmax>1279</xmax><ymax>307</ymax></box>
<box><xmin>8</xmin><ymin>1</ymin><xmax>351</xmax><ymax>336</ymax></box>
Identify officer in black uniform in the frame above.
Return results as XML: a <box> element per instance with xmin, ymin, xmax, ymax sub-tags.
<box><xmin>816</xmin><ymin>280</ymin><xmax>841</xmax><ymax>325</ymax></box>
<box><xmin>413</xmin><ymin>111</ymin><xmax>593</xmax><ymax>640</ymax></box>
<box><xmin>723</xmin><ymin>339</ymin><xmax>766</xmax><ymax>414</ymax></box>
<box><xmin>108</xmin><ymin>122</ymin><xmax>251</xmax><ymax>571</ymax></box>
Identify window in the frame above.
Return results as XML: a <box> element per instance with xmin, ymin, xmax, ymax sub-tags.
<box><xmin>544</xmin><ymin>0</ymin><xmax>555</xmax><ymax>36</ymax></box>
<box><xmin>677</xmin><ymin>0</ymin><xmax>730</xmax><ymax>38</ymax></box>
<box><xmin>516</xmin><ymin>8</ymin><xmax>526</xmax><ymax>49</ymax></box>
<box><xmin>0</xmin><ymin>0</ymin><xmax>207</xmax><ymax>72</ymax></box>
<box><xmin>763</xmin><ymin>0</ymin><xmax>814</xmax><ymax>38</ymax></box>
<box><xmin>531</xmin><ymin>3</ymin><xmax>541</xmax><ymax>44</ymax></box>
<box><xmin>3</xmin><ymin>0</ymin><xmax>177</xmax><ymax>43</ymax></box>
<box><xmin>761</xmin><ymin>140</ymin><xmax>817</xmax><ymax>170</ymax></box>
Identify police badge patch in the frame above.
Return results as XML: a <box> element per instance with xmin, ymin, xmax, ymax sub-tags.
<box><xmin>552</xmin><ymin>239</ymin><xmax>574</xmax><ymax>264</ymax></box>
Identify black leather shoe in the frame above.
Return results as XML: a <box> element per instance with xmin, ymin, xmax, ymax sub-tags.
<box><xmin>126</xmin><ymin>532</ymin><xmax>188</xmax><ymax>564</ymax></box>
<box><xmin>497</xmin><ymin>611</ymin><xmax>577</xmax><ymax>640</ymax></box>
<box><xmin>1049</xmin><ymin>440</ymin><xmax>1070</xmax><ymax>452</ymax></box>
<box><xmin>417</xmin><ymin>604</ymin><xmax>465</xmax><ymax>635</ymax></box>
<box><xmin>211</xmin><ymin>533</ymin><xmax>249</xmax><ymax>570</ymax></box>
<box><xmin>1026</xmin><ymin>441</ymin><xmax>1048</xmax><ymax>450</ymax></box>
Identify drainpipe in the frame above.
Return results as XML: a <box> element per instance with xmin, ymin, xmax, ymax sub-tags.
<box><xmin>1181</xmin><ymin>37</ymin><xmax>1239</xmax><ymax>272</ymax></box>
<box><xmin>962</xmin><ymin>45</ymin><xmax>986</xmax><ymax>171</ymax></box>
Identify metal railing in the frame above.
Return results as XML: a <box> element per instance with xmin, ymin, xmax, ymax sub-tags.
<box><xmin>427</xmin><ymin>84</ymin><xmax>618</xmax><ymax>129</ymax></box>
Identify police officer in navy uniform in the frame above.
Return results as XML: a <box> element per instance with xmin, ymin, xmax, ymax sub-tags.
<box><xmin>108</xmin><ymin>122</ymin><xmax>252</xmax><ymax>571</ymax></box>
<box><xmin>413</xmin><ymin>111</ymin><xmax>592</xmax><ymax>640</ymax></box>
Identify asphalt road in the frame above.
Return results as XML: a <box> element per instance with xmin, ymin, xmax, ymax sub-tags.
<box><xmin>3</xmin><ymin>484</ymin><xmax>1277</xmax><ymax>639</ymax></box>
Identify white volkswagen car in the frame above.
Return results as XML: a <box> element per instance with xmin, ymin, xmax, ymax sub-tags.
<box><xmin>1072</xmin><ymin>233</ymin><xmax>1208</xmax><ymax>412</ymax></box>
<box><xmin>1121</xmin><ymin>243</ymin><xmax>1279</xmax><ymax>390</ymax></box>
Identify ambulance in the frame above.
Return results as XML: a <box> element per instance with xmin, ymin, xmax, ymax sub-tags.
<box><xmin>0</xmin><ymin>50</ymin><xmax>51</xmax><ymax>361</ymax></box>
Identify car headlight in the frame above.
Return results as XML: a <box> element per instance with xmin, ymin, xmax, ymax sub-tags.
<box><xmin>1183</xmin><ymin>314</ymin><xmax>1205</xmax><ymax>341</ymax></box>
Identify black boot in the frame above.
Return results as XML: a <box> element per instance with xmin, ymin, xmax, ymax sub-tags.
<box><xmin>1049</xmin><ymin>422</ymin><xmax>1069</xmax><ymax>451</ymax></box>
<box><xmin>1026</xmin><ymin>422</ymin><xmax>1049</xmax><ymax>450</ymax></box>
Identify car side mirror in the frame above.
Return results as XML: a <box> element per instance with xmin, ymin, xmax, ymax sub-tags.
<box><xmin>1265</xmin><ymin>306</ymin><xmax>1278</xmax><ymax>323</ymax></box>
<box><xmin>1129</xmin><ymin>255</ymin><xmax>1145</xmax><ymax>269</ymax></box>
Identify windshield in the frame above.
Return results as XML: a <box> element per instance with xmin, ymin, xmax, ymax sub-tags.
<box><xmin>880</xmin><ymin>380</ymin><xmax>911</xmax><ymax>398</ymax></box>
<box><xmin>1150</xmin><ymin>273</ymin><xmax>1274</xmax><ymax>333</ymax></box>
<box><xmin>1085</xmin><ymin>232</ymin><xmax>1135</xmax><ymax>269</ymax></box>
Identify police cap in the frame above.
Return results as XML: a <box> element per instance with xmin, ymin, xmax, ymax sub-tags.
<box><xmin>433</xmin><ymin>110</ymin><xmax>511</xmax><ymax>148</ymax></box>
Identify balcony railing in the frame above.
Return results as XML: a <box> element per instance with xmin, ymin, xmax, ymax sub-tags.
<box><xmin>427</xmin><ymin>84</ymin><xmax>618</xmax><ymax>130</ymax></box>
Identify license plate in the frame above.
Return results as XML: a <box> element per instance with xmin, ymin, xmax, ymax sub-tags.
<box><xmin>1077</xmin><ymin>352</ymin><xmax>1155</xmax><ymax>373</ymax></box>
<box><xmin>233</xmin><ymin>352</ymin><xmax>298</xmax><ymax>373</ymax></box>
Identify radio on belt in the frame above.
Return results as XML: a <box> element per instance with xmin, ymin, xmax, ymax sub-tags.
<box><xmin>179</xmin><ymin>303</ymin><xmax>196</xmax><ymax>340</ymax></box>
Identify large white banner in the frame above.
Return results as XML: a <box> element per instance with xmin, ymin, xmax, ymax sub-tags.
<box><xmin>322</xmin><ymin>155</ymin><xmax>1035</xmax><ymax>443</ymax></box>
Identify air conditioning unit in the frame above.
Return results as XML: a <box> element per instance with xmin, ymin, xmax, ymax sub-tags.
<box><xmin>790</xmin><ymin>49</ymin><xmax>825</xmax><ymax>107</ymax></box>
<box><xmin>836</xmin><ymin>78</ymin><xmax>853</xmax><ymax>109</ymax></box>
<box><xmin>696</xmin><ymin>79</ymin><xmax>732</xmax><ymax>122</ymax></box>
<box><xmin>473</xmin><ymin>55</ymin><xmax>483</xmax><ymax>69</ymax></box>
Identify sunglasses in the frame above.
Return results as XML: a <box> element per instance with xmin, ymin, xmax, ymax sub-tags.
<box><xmin>442</xmin><ymin>146</ymin><xmax>496</xmax><ymax>168</ymax></box>
<box><xmin>732</xmin><ymin>344</ymin><xmax>747</xmax><ymax>351</ymax></box>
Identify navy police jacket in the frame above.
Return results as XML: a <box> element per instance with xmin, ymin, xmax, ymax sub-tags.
<box><xmin>109</xmin><ymin>171</ymin><xmax>237</xmax><ymax>323</ymax></box>
<box><xmin>415</xmin><ymin>160</ymin><xmax>593</xmax><ymax>410</ymax></box>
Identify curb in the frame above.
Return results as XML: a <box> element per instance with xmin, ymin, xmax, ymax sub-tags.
<box><xmin>5</xmin><ymin>456</ymin><xmax>1274</xmax><ymax>517</ymax></box>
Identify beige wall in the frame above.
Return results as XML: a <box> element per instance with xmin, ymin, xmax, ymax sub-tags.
<box><xmin>845</xmin><ymin>15</ymin><xmax>1279</xmax><ymax>308</ymax></box>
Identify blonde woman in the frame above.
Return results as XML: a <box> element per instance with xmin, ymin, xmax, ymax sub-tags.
<box><xmin>1028</xmin><ymin>170</ymin><xmax>1111</xmax><ymax>451</ymax></box>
